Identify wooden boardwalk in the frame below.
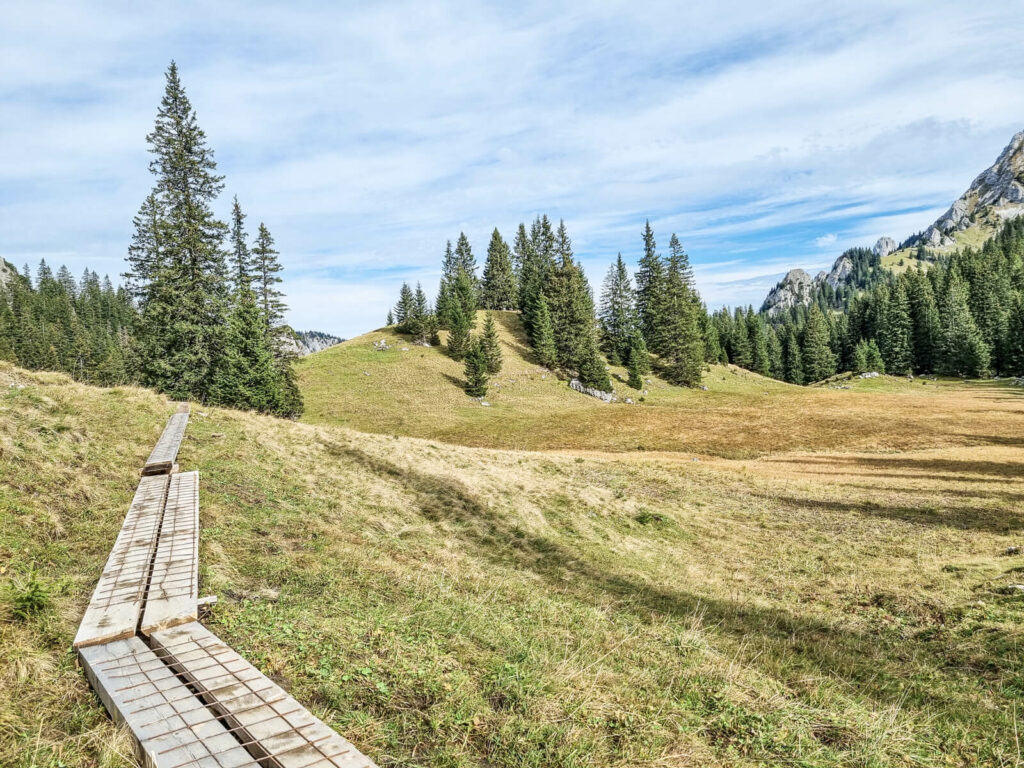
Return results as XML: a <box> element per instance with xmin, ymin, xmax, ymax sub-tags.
<box><xmin>76</xmin><ymin>408</ymin><xmax>378</xmax><ymax>768</ymax></box>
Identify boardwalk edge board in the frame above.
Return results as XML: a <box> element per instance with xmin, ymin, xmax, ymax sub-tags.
<box><xmin>75</xmin><ymin>408</ymin><xmax>379</xmax><ymax>768</ymax></box>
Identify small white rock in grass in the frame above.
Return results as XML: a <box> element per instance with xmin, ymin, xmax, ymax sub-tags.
<box><xmin>480</xmin><ymin>401</ymin><xmax>491</xmax><ymax>407</ymax></box>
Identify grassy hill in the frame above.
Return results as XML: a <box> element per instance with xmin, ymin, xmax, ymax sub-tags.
<box><xmin>297</xmin><ymin>310</ymin><xmax>1018</xmax><ymax>458</ymax></box>
<box><xmin>3</xmin><ymin>362</ymin><xmax>1024</xmax><ymax>767</ymax></box>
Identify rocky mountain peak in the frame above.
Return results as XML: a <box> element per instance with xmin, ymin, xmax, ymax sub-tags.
<box><xmin>917</xmin><ymin>130</ymin><xmax>1024</xmax><ymax>247</ymax></box>
<box><xmin>873</xmin><ymin>237</ymin><xmax>897</xmax><ymax>259</ymax></box>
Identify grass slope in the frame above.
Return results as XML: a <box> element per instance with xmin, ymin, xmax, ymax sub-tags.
<box><xmin>297</xmin><ymin>311</ymin><xmax>1018</xmax><ymax>458</ymax></box>
<box><xmin>2</xmin><ymin>363</ymin><xmax>1023</xmax><ymax>767</ymax></box>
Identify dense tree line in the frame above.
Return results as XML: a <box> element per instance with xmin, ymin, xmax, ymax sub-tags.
<box><xmin>0</xmin><ymin>262</ymin><xmax>134</xmax><ymax>383</ymax></box>
<box><xmin>0</xmin><ymin>63</ymin><xmax>303</xmax><ymax>417</ymax></box>
<box><xmin>746</xmin><ymin>218</ymin><xmax>1024</xmax><ymax>382</ymax></box>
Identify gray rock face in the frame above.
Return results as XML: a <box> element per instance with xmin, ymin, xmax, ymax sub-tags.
<box><xmin>823</xmin><ymin>255</ymin><xmax>853</xmax><ymax>289</ymax></box>
<box><xmin>278</xmin><ymin>329</ymin><xmax>344</xmax><ymax>357</ymax></box>
<box><xmin>917</xmin><ymin>130</ymin><xmax>1024</xmax><ymax>248</ymax></box>
<box><xmin>761</xmin><ymin>268</ymin><xmax>815</xmax><ymax>315</ymax></box>
<box><xmin>872</xmin><ymin>237</ymin><xmax>897</xmax><ymax>259</ymax></box>
<box><xmin>0</xmin><ymin>260</ymin><xmax>16</xmax><ymax>288</ymax></box>
<box><xmin>569</xmin><ymin>378</ymin><xmax>616</xmax><ymax>402</ymax></box>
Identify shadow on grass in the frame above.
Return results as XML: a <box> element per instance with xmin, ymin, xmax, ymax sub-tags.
<box><xmin>770</xmin><ymin>455</ymin><xmax>1024</xmax><ymax>479</ymax></box>
<box><xmin>325</xmin><ymin>440</ymin><xmax>1002</xmax><ymax>718</ymax></box>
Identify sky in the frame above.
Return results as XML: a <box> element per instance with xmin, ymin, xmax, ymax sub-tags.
<box><xmin>2</xmin><ymin>2</ymin><xmax>1023</xmax><ymax>338</ymax></box>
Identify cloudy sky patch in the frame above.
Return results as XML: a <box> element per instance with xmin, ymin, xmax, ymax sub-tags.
<box><xmin>1</xmin><ymin>1</ymin><xmax>1022</xmax><ymax>336</ymax></box>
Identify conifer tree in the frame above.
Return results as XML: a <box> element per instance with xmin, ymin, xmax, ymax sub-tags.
<box><xmin>386</xmin><ymin>309</ymin><xmax>394</xmax><ymax>326</ymax></box>
<box><xmin>481</xmin><ymin>311</ymin><xmax>503</xmax><ymax>374</ymax></box>
<box><xmin>576</xmin><ymin>336</ymin><xmax>613</xmax><ymax>392</ymax></box>
<box><xmin>463</xmin><ymin>337</ymin><xmax>488</xmax><ymax>397</ymax></box>
<box><xmin>252</xmin><ymin>223</ymin><xmax>285</xmax><ymax>334</ymax></box>
<box><xmin>394</xmin><ymin>283</ymin><xmax>414</xmax><ymax>330</ymax></box>
<box><xmin>627</xmin><ymin>333</ymin><xmax>647</xmax><ymax>390</ymax></box>
<box><xmin>783</xmin><ymin>329</ymin><xmax>804</xmax><ymax>384</ymax></box>
<box><xmin>747</xmin><ymin>312</ymin><xmax>771</xmax><ymax>377</ymax></box>
<box><xmin>635</xmin><ymin>220</ymin><xmax>666</xmax><ymax>351</ymax></box>
<box><xmin>881</xmin><ymin>279</ymin><xmax>913</xmax><ymax>374</ymax></box>
<box><xmin>454</xmin><ymin>233</ymin><xmax>478</xmax><ymax>289</ymax></box>
<box><xmin>766</xmin><ymin>325</ymin><xmax>784</xmax><ymax>379</ymax></box>
<box><xmin>436</xmin><ymin>240</ymin><xmax>456</xmax><ymax>328</ymax></box>
<box><xmin>659</xmin><ymin>236</ymin><xmax>704</xmax><ymax>386</ymax></box>
<box><xmin>519</xmin><ymin>216</ymin><xmax>555</xmax><ymax>340</ymax></box>
<box><xmin>938</xmin><ymin>273</ymin><xmax>990</xmax><ymax>377</ymax></box>
<box><xmin>229</xmin><ymin>196</ymin><xmax>253</xmax><ymax>289</ymax></box>
<box><xmin>802</xmin><ymin>304</ymin><xmax>836</xmax><ymax>382</ymax></box>
<box><xmin>729</xmin><ymin>307</ymin><xmax>752</xmax><ymax>368</ymax></box>
<box><xmin>446</xmin><ymin>268</ymin><xmax>476</xmax><ymax>360</ymax></box>
<box><xmin>907</xmin><ymin>269</ymin><xmax>939</xmax><ymax>373</ymax></box>
<box><xmin>125</xmin><ymin>61</ymin><xmax>230</xmax><ymax>401</ymax></box>
<box><xmin>598</xmin><ymin>254</ymin><xmax>637</xmax><ymax>365</ymax></box>
<box><xmin>480</xmin><ymin>229</ymin><xmax>517</xmax><ymax>310</ymax></box>
<box><xmin>532</xmin><ymin>292</ymin><xmax>558</xmax><ymax>369</ymax></box>
<box><xmin>210</xmin><ymin>286</ymin><xmax>284</xmax><ymax>414</ymax></box>
<box><xmin>1005</xmin><ymin>292</ymin><xmax>1024</xmax><ymax>376</ymax></box>
<box><xmin>545</xmin><ymin>224</ymin><xmax>601</xmax><ymax>374</ymax></box>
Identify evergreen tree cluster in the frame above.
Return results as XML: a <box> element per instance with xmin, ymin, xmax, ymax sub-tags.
<box><xmin>0</xmin><ymin>262</ymin><xmax>134</xmax><ymax>383</ymax></box>
<box><xmin>123</xmin><ymin>62</ymin><xmax>302</xmax><ymax>416</ymax></box>
<box><xmin>720</xmin><ymin>218</ymin><xmax>1024</xmax><ymax>383</ymax></box>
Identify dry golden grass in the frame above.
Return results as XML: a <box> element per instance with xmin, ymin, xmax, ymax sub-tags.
<box><xmin>1</xmin><ymin>359</ymin><xmax>1022</xmax><ymax>767</ymax></box>
<box><xmin>297</xmin><ymin>311</ymin><xmax>1024</xmax><ymax>458</ymax></box>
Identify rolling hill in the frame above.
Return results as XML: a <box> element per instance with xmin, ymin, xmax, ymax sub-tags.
<box><xmin>2</xmin><ymin>360</ymin><xmax>1023</xmax><ymax>767</ymax></box>
<box><xmin>297</xmin><ymin>310</ymin><xmax>1018</xmax><ymax>458</ymax></box>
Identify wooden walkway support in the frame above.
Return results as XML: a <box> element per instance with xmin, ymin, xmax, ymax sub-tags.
<box><xmin>144</xmin><ymin>404</ymin><xmax>190</xmax><ymax>475</ymax></box>
<box><xmin>79</xmin><ymin>636</ymin><xmax>258</xmax><ymax>768</ymax></box>
<box><xmin>151</xmin><ymin>623</ymin><xmax>374</xmax><ymax>768</ymax></box>
<box><xmin>76</xmin><ymin>408</ymin><xmax>379</xmax><ymax>767</ymax></box>
<box><xmin>75</xmin><ymin>474</ymin><xmax>170</xmax><ymax>648</ymax></box>
<box><xmin>141</xmin><ymin>471</ymin><xmax>200</xmax><ymax>635</ymax></box>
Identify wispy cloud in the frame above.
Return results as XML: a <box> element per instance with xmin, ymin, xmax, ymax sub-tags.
<box><xmin>1</xmin><ymin>1</ymin><xmax>1022</xmax><ymax>335</ymax></box>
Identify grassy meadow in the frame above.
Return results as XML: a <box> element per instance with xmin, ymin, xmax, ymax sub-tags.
<box><xmin>1</xmin><ymin>352</ymin><xmax>1023</xmax><ymax>767</ymax></box>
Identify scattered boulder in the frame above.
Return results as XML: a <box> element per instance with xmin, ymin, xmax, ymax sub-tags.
<box><xmin>1012</xmin><ymin>378</ymin><xmax>1024</xmax><ymax>387</ymax></box>
<box><xmin>699</xmin><ymin>385</ymin><xmax>708</xmax><ymax>391</ymax></box>
<box><xmin>858</xmin><ymin>371</ymin><xmax>880</xmax><ymax>379</ymax></box>
<box><xmin>373</xmin><ymin>339</ymin><xmax>390</xmax><ymax>351</ymax></box>
<box><xmin>624</xmin><ymin>398</ymin><xmax>634</xmax><ymax>404</ymax></box>
<box><xmin>569</xmin><ymin>379</ymin><xmax>616</xmax><ymax>402</ymax></box>
<box><xmin>873</xmin><ymin>236</ymin><xmax>897</xmax><ymax>259</ymax></box>
<box><xmin>480</xmin><ymin>401</ymin><xmax>491</xmax><ymax>407</ymax></box>
<box><xmin>1002</xmin><ymin>546</ymin><xmax>1022</xmax><ymax>556</ymax></box>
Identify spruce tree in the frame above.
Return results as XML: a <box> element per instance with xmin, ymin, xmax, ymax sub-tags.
<box><xmin>881</xmin><ymin>279</ymin><xmax>913</xmax><ymax>375</ymax></box>
<box><xmin>659</xmin><ymin>236</ymin><xmax>704</xmax><ymax>386</ymax></box>
<box><xmin>938</xmin><ymin>273</ymin><xmax>990</xmax><ymax>377</ymax></box>
<box><xmin>783</xmin><ymin>329</ymin><xmax>804</xmax><ymax>384</ymax></box>
<box><xmin>252</xmin><ymin>223</ymin><xmax>285</xmax><ymax>335</ymax></box>
<box><xmin>386</xmin><ymin>309</ymin><xmax>394</xmax><ymax>326</ymax></box>
<box><xmin>598</xmin><ymin>254</ymin><xmax>637</xmax><ymax>365</ymax></box>
<box><xmin>519</xmin><ymin>216</ymin><xmax>555</xmax><ymax>340</ymax></box>
<box><xmin>446</xmin><ymin>268</ymin><xmax>476</xmax><ymax>361</ymax></box>
<box><xmin>635</xmin><ymin>220</ymin><xmax>666</xmax><ymax>352</ymax></box>
<box><xmin>532</xmin><ymin>292</ymin><xmax>558</xmax><ymax>369</ymax></box>
<box><xmin>435</xmin><ymin>240</ymin><xmax>456</xmax><ymax>328</ymax></box>
<box><xmin>125</xmin><ymin>61</ymin><xmax>230</xmax><ymax>401</ymax></box>
<box><xmin>576</xmin><ymin>336</ymin><xmax>612</xmax><ymax>392</ymax></box>
<box><xmin>210</xmin><ymin>286</ymin><xmax>283</xmax><ymax>413</ymax></box>
<box><xmin>481</xmin><ymin>311</ymin><xmax>503</xmax><ymax>374</ymax></box>
<box><xmin>229</xmin><ymin>196</ymin><xmax>253</xmax><ymax>289</ymax></box>
<box><xmin>454</xmin><ymin>233</ymin><xmax>479</xmax><ymax>295</ymax></box>
<box><xmin>463</xmin><ymin>337</ymin><xmax>489</xmax><ymax>397</ymax></box>
<box><xmin>766</xmin><ymin>325</ymin><xmax>784</xmax><ymax>380</ymax></box>
<box><xmin>802</xmin><ymin>304</ymin><xmax>836</xmax><ymax>382</ymax></box>
<box><xmin>481</xmin><ymin>229</ymin><xmax>517</xmax><ymax>310</ymax></box>
<box><xmin>545</xmin><ymin>224</ymin><xmax>601</xmax><ymax>374</ymax></box>
<box><xmin>747</xmin><ymin>312</ymin><xmax>771</xmax><ymax>377</ymax></box>
<box><xmin>394</xmin><ymin>283</ymin><xmax>414</xmax><ymax>331</ymax></box>
<box><xmin>907</xmin><ymin>269</ymin><xmax>939</xmax><ymax>373</ymax></box>
<box><xmin>1005</xmin><ymin>292</ymin><xmax>1024</xmax><ymax>376</ymax></box>
<box><xmin>627</xmin><ymin>333</ymin><xmax>647</xmax><ymax>390</ymax></box>
<box><xmin>729</xmin><ymin>307</ymin><xmax>752</xmax><ymax>368</ymax></box>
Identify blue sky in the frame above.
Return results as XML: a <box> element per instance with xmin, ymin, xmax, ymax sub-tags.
<box><xmin>2</xmin><ymin>2</ymin><xmax>1023</xmax><ymax>337</ymax></box>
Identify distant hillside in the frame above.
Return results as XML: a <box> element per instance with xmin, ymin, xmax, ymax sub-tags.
<box><xmin>294</xmin><ymin>309</ymin><xmax>1012</xmax><ymax>456</ymax></box>
<box><xmin>762</xmin><ymin>130</ymin><xmax>1024</xmax><ymax>314</ymax></box>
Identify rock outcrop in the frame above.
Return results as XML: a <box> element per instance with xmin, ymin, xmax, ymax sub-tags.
<box><xmin>569</xmin><ymin>378</ymin><xmax>616</xmax><ymax>402</ymax></box>
<box><xmin>761</xmin><ymin>269</ymin><xmax>816</xmax><ymax>315</ymax></box>
<box><xmin>916</xmin><ymin>131</ymin><xmax>1024</xmax><ymax>248</ymax></box>
<box><xmin>872</xmin><ymin>237</ymin><xmax>897</xmax><ymax>259</ymax></box>
<box><xmin>278</xmin><ymin>329</ymin><xmax>344</xmax><ymax>357</ymax></box>
<box><xmin>0</xmin><ymin>260</ymin><xmax>16</xmax><ymax>289</ymax></box>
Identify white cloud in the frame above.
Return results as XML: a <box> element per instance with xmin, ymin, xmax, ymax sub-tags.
<box><xmin>814</xmin><ymin>233</ymin><xmax>838</xmax><ymax>248</ymax></box>
<box><xmin>0</xmin><ymin>1</ymin><xmax>1022</xmax><ymax>336</ymax></box>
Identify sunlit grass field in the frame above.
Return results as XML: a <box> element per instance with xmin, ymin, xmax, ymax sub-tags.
<box><xmin>297</xmin><ymin>310</ymin><xmax>1020</xmax><ymax>458</ymax></box>
<box><xmin>2</xmin><ymin>357</ymin><xmax>1023</xmax><ymax>767</ymax></box>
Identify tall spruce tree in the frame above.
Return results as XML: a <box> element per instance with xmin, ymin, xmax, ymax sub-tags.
<box><xmin>454</xmin><ymin>233</ymin><xmax>478</xmax><ymax>294</ymax></box>
<box><xmin>938</xmin><ymin>273</ymin><xmax>990</xmax><ymax>377</ymax></box>
<box><xmin>463</xmin><ymin>336</ymin><xmax>489</xmax><ymax>398</ymax></box>
<box><xmin>783</xmin><ymin>328</ymin><xmax>804</xmax><ymax>384</ymax></box>
<box><xmin>635</xmin><ymin>220</ymin><xmax>666</xmax><ymax>352</ymax></box>
<box><xmin>125</xmin><ymin>61</ymin><xmax>230</xmax><ymax>401</ymax></box>
<box><xmin>446</xmin><ymin>268</ymin><xmax>476</xmax><ymax>361</ymax></box>
<box><xmin>802</xmin><ymin>304</ymin><xmax>836</xmax><ymax>382</ymax></box>
<box><xmin>211</xmin><ymin>286</ymin><xmax>285</xmax><ymax>414</ymax></box>
<box><xmin>480</xmin><ymin>229</ymin><xmax>517</xmax><ymax>310</ymax></box>
<box><xmin>481</xmin><ymin>311</ymin><xmax>503</xmax><ymax>374</ymax></box>
<box><xmin>252</xmin><ymin>223</ymin><xmax>285</xmax><ymax>335</ymax></box>
<box><xmin>229</xmin><ymin>196</ymin><xmax>253</xmax><ymax>289</ymax></box>
<box><xmin>532</xmin><ymin>292</ymin><xmax>558</xmax><ymax>369</ymax></box>
<box><xmin>598</xmin><ymin>254</ymin><xmax>637</xmax><ymax>365</ymax></box>
<box><xmin>881</xmin><ymin>279</ymin><xmax>913</xmax><ymax>374</ymax></box>
<box><xmin>519</xmin><ymin>216</ymin><xmax>556</xmax><ymax>341</ymax></box>
<box><xmin>659</xmin><ymin>236</ymin><xmax>705</xmax><ymax>386</ymax></box>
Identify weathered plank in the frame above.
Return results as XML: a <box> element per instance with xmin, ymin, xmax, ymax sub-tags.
<box><xmin>141</xmin><ymin>471</ymin><xmax>200</xmax><ymax>635</ymax></box>
<box><xmin>143</xmin><ymin>407</ymin><xmax>190</xmax><ymax>475</ymax></box>
<box><xmin>151</xmin><ymin>623</ymin><xmax>378</xmax><ymax>768</ymax></box>
<box><xmin>74</xmin><ymin>475</ymin><xmax>170</xmax><ymax>648</ymax></box>
<box><xmin>79</xmin><ymin>636</ymin><xmax>259</xmax><ymax>768</ymax></box>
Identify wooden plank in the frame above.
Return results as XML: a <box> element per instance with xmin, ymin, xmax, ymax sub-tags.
<box><xmin>141</xmin><ymin>471</ymin><xmax>200</xmax><ymax>636</ymax></box>
<box><xmin>144</xmin><ymin>409</ymin><xmax>190</xmax><ymax>475</ymax></box>
<box><xmin>151</xmin><ymin>623</ymin><xmax>378</xmax><ymax>768</ymax></box>
<box><xmin>79</xmin><ymin>636</ymin><xmax>259</xmax><ymax>768</ymax></box>
<box><xmin>75</xmin><ymin>475</ymin><xmax>170</xmax><ymax>648</ymax></box>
